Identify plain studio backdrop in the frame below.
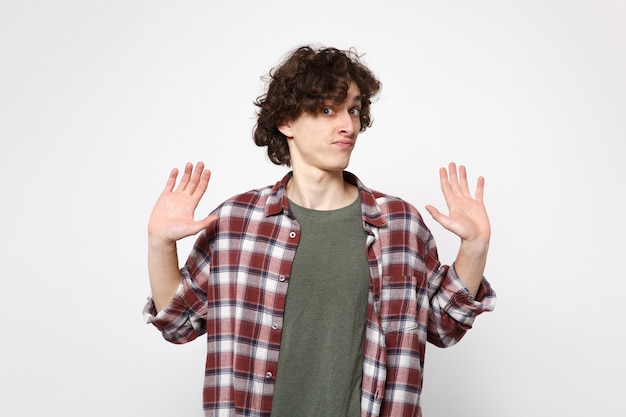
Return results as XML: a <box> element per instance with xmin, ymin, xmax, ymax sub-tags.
<box><xmin>1</xmin><ymin>1</ymin><xmax>625</xmax><ymax>416</ymax></box>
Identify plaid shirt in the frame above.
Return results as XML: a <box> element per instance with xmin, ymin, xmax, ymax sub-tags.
<box><xmin>144</xmin><ymin>171</ymin><xmax>496</xmax><ymax>417</ymax></box>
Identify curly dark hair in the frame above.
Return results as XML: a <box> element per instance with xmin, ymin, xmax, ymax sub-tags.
<box><xmin>253</xmin><ymin>45</ymin><xmax>382</xmax><ymax>166</ymax></box>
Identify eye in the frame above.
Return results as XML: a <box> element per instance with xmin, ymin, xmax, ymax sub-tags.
<box><xmin>348</xmin><ymin>108</ymin><xmax>361</xmax><ymax>116</ymax></box>
<box><xmin>322</xmin><ymin>107</ymin><xmax>335</xmax><ymax>115</ymax></box>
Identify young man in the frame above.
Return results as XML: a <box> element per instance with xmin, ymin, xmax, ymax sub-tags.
<box><xmin>144</xmin><ymin>45</ymin><xmax>496</xmax><ymax>417</ymax></box>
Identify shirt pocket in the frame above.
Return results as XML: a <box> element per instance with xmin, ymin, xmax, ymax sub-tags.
<box><xmin>380</xmin><ymin>275</ymin><xmax>419</xmax><ymax>333</ymax></box>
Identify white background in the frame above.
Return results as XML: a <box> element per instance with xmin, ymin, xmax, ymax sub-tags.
<box><xmin>2</xmin><ymin>1</ymin><xmax>625</xmax><ymax>416</ymax></box>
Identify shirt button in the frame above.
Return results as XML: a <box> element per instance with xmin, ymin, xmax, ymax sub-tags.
<box><xmin>279</xmin><ymin>276</ymin><xmax>286</xmax><ymax>282</ymax></box>
<box><xmin>265</xmin><ymin>372</ymin><xmax>273</xmax><ymax>379</ymax></box>
<box><xmin>272</xmin><ymin>323</ymin><xmax>279</xmax><ymax>330</ymax></box>
<box><xmin>289</xmin><ymin>231</ymin><xmax>297</xmax><ymax>238</ymax></box>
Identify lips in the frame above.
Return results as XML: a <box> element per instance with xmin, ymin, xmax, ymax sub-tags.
<box><xmin>332</xmin><ymin>140</ymin><xmax>354</xmax><ymax>149</ymax></box>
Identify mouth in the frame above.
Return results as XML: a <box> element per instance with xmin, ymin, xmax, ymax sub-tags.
<box><xmin>332</xmin><ymin>140</ymin><xmax>354</xmax><ymax>149</ymax></box>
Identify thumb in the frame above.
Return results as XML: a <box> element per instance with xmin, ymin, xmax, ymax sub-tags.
<box><xmin>425</xmin><ymin>205</ymin><xmax>450</xmax><ymax>228</ymax></box>
<box><xmin>424</xmin><ymin>205</ymin><xmax>440</xmax><ymax>219</ymax></box>
<box><xmin>188</xmin><ymin>214</ymin><xmax>219</xmax><ymax>235</ymax></box>
<box><xmin>198</xmin><ymin>214</ymin><xmax>219</xmax><ymax>230</ymax></box>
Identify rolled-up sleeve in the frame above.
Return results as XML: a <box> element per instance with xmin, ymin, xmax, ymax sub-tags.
<box><xmin>427</xmin><ymin>263</ymin><xmax>496</xmax><ymax>347</ymax></box>
<box><xmin>142</xmin><ymin>269</ymin><xmax>207</xmax><ymax>344</ymax></box>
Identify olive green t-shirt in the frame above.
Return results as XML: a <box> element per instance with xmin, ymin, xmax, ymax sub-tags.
<box><xmin>270</xmin><ymin>197</ymin><xmax>370</xmax><ymax>417</ymax></box>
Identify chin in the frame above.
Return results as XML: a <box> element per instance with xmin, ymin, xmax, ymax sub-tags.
<box><xmin>329</xmin><ymin>160</ymin><xmax>351</xmax><ymax>171</ymax></box>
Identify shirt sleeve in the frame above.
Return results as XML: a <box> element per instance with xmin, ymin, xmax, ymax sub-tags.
<box><xmin>142</xmin><ymin>231</ymin><xmax>213</xmax><ymax>344</ymax></box>
<box><xmin>426</xmin><ymin>259</ymin><xmax>496</xmax><ymax>348</ymax></box>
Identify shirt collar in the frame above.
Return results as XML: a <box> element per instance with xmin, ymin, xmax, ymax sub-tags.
<box><xmin>265</xmin><ymin>171</ymin><xmax>387</xmax><ymax>228</ymax></box>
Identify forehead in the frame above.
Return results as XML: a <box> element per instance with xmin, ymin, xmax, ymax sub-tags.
<box><xmin>347</xmin><ymin>82</ymin><xmax>361</xmax><ymax>100</ymax></box>
<box><xmin>324</xmin><ymin>81</ymin><xmax>361</xmax><ymax>104</ymax></box>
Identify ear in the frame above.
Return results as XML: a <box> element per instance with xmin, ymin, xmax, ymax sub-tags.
<box><xmin>278</xmin><ymin>121</ymin><xmax>293</xmax><ymax>138</ymax></box>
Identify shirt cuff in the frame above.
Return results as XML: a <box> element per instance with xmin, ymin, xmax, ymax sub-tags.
<box><xmin>142</xmin><ymin>282</ymin><xmax>185</xmax><ymax>325</ymax></box>
<box><xmin>443</xmin><ymin>265</ymin><xmax>496</xmax><ymax>325</ymax></box>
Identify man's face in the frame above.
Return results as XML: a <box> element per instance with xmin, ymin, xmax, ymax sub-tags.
<box><xmin>279</xmin><ymin>82</ymin><xmax>362</xmax><ymax>174</ymax></box>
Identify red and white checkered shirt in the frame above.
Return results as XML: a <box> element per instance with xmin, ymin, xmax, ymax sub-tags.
<box><xmin>144</xmin><ymin>171</ymin><xmax>496</xmax><ymax>417</ymax></box>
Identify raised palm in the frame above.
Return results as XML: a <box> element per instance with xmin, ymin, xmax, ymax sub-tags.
<box><xmin>148</xmin><ymin>161</ymin><xmax>217</xmax><ymax>244</ymax></box>
<box><xmin>425</xmin><ymin>162</ymin><xmax>490</xmax><ymax>245</ymax></box>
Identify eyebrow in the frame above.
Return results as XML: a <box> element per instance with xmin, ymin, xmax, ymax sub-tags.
<box><xmin>323</xmin><ymin>94</ymin><xmax>363</xmax><ymax>106</ymax></box>
<box><xmin>323</xmin><ymin>93</ymin><xmax>362</xmax><ymax>106</ymax></box>
<box><xmin>348</xmin><ymin>94</ymin><xmax>362</xmax><ymax>106</ymax></box>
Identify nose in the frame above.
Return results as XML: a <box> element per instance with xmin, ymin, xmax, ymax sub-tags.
<box><xmin>338</xmin><ymin>110</ymin><xmax>358</xmax><ymax>135</ymax></box>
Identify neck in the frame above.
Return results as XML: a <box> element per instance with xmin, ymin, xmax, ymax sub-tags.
<box><xmin>286</xmin><ymin>168</ymin><xmax>357</xmax><ymax>210</ymax></box>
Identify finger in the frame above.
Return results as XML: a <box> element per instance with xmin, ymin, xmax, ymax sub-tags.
<box><xmin>186</xmin><ymin>161</ymin><xmax>206</xmax><ymax>194</ymax></box>
<box><xmin>192</xmin><ymin>167</ymin><xmax>212</xmax><ymax>198</ymax></box>
<box><xmin>176</xmin><ymin>162</ymin><xmax>194</xmax><ymax>191</ymax></box>
<box><xmin>163</xmin><ymin>168</ymin><xmax>179</xmax><ymax>192</ymax></box>
<box><xmin>425</xmin><ymin>204</ymin><xmax>452</xmax><ymax>229</ymax></box>
<box><xmin>439</xmin><ymin>166</ymin><xmax>453</xmax><ymax>199</ymax></box>
<box><xmin>447</xmin><ymin>162</ymin><xmax>462</xmax><ymax>195</ymax></box>
<box><xmin>198</xmin><ymin>214</ymin><xmax>219</xmax><ymax>230</ymax></box>
<box><xmin>475</xmin><ymin>176</ymin><xmax>485</xmax><ymax>202</ymax></box>
<box><xmin>424</xmin><ymin>204</ymin><xmax>439</xmax><ymax>218</ymax></box>
<box><xmin>458</xmin><ymin>164</ymin><xmax>471</xmax><ymax>196</ymax></box>
<box><xmin>187</xmin><ymin>214</ymin><xmax>219</xmax><ymax>236</ymax></box>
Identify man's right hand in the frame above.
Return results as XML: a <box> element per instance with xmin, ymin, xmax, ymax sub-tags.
<box><xmin>148</xmin><ymin>161</ymin><xmax>218</xmax><ymax>245</ymax></box>
<box><xmin>147</xmin><ymin>161</ymin><xmax>217</xmax><ymax>312</ymax></box>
